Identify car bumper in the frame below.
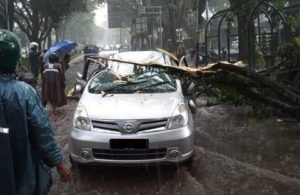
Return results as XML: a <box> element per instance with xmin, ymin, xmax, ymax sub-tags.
<box><xmin>69</xmin><ymin>124</ymin><xmax>194</xmax><ymax>165</ymax></box>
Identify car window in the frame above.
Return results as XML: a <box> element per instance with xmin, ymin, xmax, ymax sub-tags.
<box><xmin>107</xmin><ymin>51</ymin><xmax>171</xmax><ymax>76</ymax></box>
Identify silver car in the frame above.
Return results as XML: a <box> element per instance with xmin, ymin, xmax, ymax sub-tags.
<box><xmin>70</xmin><ymin>51</ymin><xmax>195</xmax><ymax>165</ymax></box>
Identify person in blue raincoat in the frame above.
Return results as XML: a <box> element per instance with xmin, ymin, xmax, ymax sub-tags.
<box><xmin>0</xmin><ymin>30</ymin><xmax>71</xmax><ymax>195</ymax></box>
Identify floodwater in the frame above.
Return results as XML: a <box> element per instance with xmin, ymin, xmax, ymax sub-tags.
<box><xmin>48</xmin><ymin>56</ymin><xmax>300</xmax><ymax>195</ymax></box>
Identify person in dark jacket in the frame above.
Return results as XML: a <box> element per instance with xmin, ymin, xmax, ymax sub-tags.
<box><xmin>42</xmin><ymin>53</ymin><xmax>65</xmax><ymax>113</ymax></box>
<box><xmin>59</xmin><ymin>54</ymin><xmax>71</xmax><ymax>105</ymax></box>
<box><xmin>83</xmin><ymin>44</ymin><xmax>99</xmax><ymax>63</ymax></box>
<box><xmin>0</xmin><ymin>29</ymin><xmax>71</xmax><ymax>195</ymax></box>
<box><xmin>29</xmin><ymin>42</ymin><xmax>41</xmax><ymax>79</ymax></box>
<box><xmin>176</xmin><ymin>41</ymin><xmax>186</xmax><ymax>61</ymax></box>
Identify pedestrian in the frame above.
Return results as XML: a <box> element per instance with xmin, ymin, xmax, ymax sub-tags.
<box><xmin>0</xmin><ymin>29</ymin><xmax>71</xmax><ymax>195</ymax></box>
<box><xmin>167</xmin><ymin>39</ymin><xmax>173</xmax><ymax>53</ymax></box>
<box><xmin>42</xmin><ymin>53</ymin><xmax>64</xmax><ymax>114</ymax></box>
<box><xmin>61</xmin><ymin>53</ymin><xmax>71</xmax><ymax>73</ymax></box>
<box><xmin>29</xmin><ymin>42</ymin><xmax>41</xmax><ymax>79</ymax></box>
<box><xmin>83</xmin><ymin>44</ymin><xmax>99</xmax><ymax>63</ymax></box>
<box><xmin>176</xmin><ymin>41</ymin><xmax>186</xmax><ymax>61</ymax></box>
<box><xmin>176</xmin><ymin>41</ymin><xmax>188</xmax><ymax>66</ymax></box>
<box><xmin>60</xmin><ymin>54</ymin><xmax>71</xmax><ymax>105</ymax></box>
<box><xmin>188</xmin><ymin>49</ymin><xmax>196</xmax><ymax>67</ymax></box>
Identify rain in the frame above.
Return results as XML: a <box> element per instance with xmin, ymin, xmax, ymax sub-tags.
<box><xmin>0</xmin><ymin>0</ymin><xmax>300</xmax><ymax>195</ymax></box>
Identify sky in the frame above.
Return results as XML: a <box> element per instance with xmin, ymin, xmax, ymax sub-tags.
<box><xmin>94</xmin><ymin>4</ymin><xmax>108</xmax><ymax>28</ymax></box>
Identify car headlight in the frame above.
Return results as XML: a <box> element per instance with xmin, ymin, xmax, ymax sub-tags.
<box><xmin>167</xmin><ymin>103</ymin><xmax>189</xmax><ymax>129</ymax></box>
<box><xmin>73</xmin><ymin>104</ymin><xmax>91</xmax><ymax>131</ymax></box>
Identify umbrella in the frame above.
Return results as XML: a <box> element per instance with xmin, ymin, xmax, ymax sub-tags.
<box><xmin>43</xmin><ymin>40</ymin><xmax>77</xmax><ymax>62</ymax></box>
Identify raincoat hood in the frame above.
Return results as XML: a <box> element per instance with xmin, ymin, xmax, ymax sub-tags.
<box><xmin>0</xmin><ymin>30</ymin><xmax>21</xmax><ymax>73</ymax></box>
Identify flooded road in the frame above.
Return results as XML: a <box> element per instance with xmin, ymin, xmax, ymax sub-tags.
<box><xmin>48</xmin><ymin>57</ymin><xmax>300</xmax><ymax>195</ymax></box>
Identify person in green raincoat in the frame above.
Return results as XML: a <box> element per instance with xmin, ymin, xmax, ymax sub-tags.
<box><xmin>0</xmin><ymin>30</ymin><xmax>71</xmax><ymax>195</ymax></box>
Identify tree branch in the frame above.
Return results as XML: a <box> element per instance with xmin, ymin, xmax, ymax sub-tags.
<box><xmin>92</xmin><ymin>55</ymin><xmax>300</xmax><ymax>120</ymax></box>
<box><xmin>18</xmin><ymin>0</ymin><xmax>33</xmax><ymax>21</ymax></box>
<box><xmin>211</xmin><ymin>63</ymin><xmax>300</xmax><ymax>105</ymax></box>
<box><xmin>218</xmin><ymin>73</ymin><xmax>300</xmax><ymax>120</ymax></box>
<box><xmin>14</xmin><ymin>18</ymin><xmax>32</xmax><ymax>40</ymax></box>
<box><xmin>40</xmin><ymin>18</ymin><xmax>53</xmax><ymax>42</ymax></box>
<box><xmin>14</xmin><ymin>6</ymin><xmax>33</xmax><ymax>31</ymax></box>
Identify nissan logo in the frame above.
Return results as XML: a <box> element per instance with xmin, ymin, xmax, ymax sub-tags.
<box><xmin>124</xmin><ymin>123</ymin><xmax>134</xmax><ymax>133</ymax></box>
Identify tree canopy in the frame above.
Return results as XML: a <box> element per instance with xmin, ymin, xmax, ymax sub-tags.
<box><xmin>58</xmin><ymin>11</ymin><xmax>104</xmax><ymax>45</ymax></box>
<box><xmin>2</xmin><ymin>0</ymin><xmax>98</xmax><ymax>45</ymax></box>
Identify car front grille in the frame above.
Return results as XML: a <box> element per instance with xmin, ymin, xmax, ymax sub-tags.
<box><xmin>92</xmin><ymin>120</ymin><xmax>119</xmax><ymax>132</ymax></box>
<box><xmin>139</xmin><ymin>119</ymin><xmax>168</xmax><ymax>131</ymax></box>
<box><xmin>92</xmin><ymin>148</ymin><xmax>167</xmax><ymax>160</ymax></box>
<box><xmin>91</xmin><ymin>118</ymin><xmax>168</xmax><ymax>133</ymax></box>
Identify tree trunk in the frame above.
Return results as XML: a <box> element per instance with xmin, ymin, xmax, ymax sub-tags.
<box><xmin>229</xmin><ymin>0</ymin><xmax>256</xmax><ymax>62</ymax></box>
<box><xmin>237</xmin><ymin>16</ymin><xmax>249</xmax><ymax>61</ymax></box>
<box><xmin>30</xmin><ymin>1</ymin><xmax>40</xmax><ymax>43</ymax></box>
<box><xmin>48</xmin><ymin>30</ymin><xmax>52</xmax><ymax>48</ymax></box>
<box><xmin>55</xmin><ymin>26</ymin><xmax>60</xmax><ymax>42</ymax></box>
<box><xmin>0</xmin><ymin>14</ymin><xmax>5</xmax><ymax>29</ymax></box>
<box><xmin>0</xmin><ymin>0</ymin><xmax>13</xmax><ymax>30</ymax></box>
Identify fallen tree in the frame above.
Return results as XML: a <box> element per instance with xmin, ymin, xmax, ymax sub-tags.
<box><xmin>89</xmin><ymin>48</ymin><xmax>300</xmax><ymax>120</ymax></box>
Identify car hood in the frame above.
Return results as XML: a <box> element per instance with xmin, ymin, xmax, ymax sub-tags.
<box><xmin>80</xmin><ymin>92</ymin><xmax>183</xmax><ymax>120</ymax></box>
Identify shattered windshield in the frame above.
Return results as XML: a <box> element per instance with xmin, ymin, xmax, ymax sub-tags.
<box><xmin>89</xmin><ymin>70</ymin><xmax>176</xmax><ymax>94</ymax></box>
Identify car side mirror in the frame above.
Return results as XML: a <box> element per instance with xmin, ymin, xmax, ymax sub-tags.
<box><xmin>184</xmin><ymin>82</ymin><xmax>196</xmax><ymax>114</ymax></box>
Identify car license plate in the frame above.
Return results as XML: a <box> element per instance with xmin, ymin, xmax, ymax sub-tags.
<box><xmin>110</xmin><ymin>139</ymin><xmax>149</xmax><ymax>149</ymax></box>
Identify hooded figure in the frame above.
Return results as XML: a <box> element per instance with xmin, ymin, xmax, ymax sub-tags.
<box><xmin>29</xmin><ymin>42</ymin><xmax>41</xmax><ymax>78</ymax></box>
<box><xmin>176</xmin><ymin>41</ymin><xmax>186</xmax><ymax>60</ymax></box>
<box><xmin>0</xmin><ymin>29</ymin><xmax>71</xmax><ymax>195</ymax></box>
